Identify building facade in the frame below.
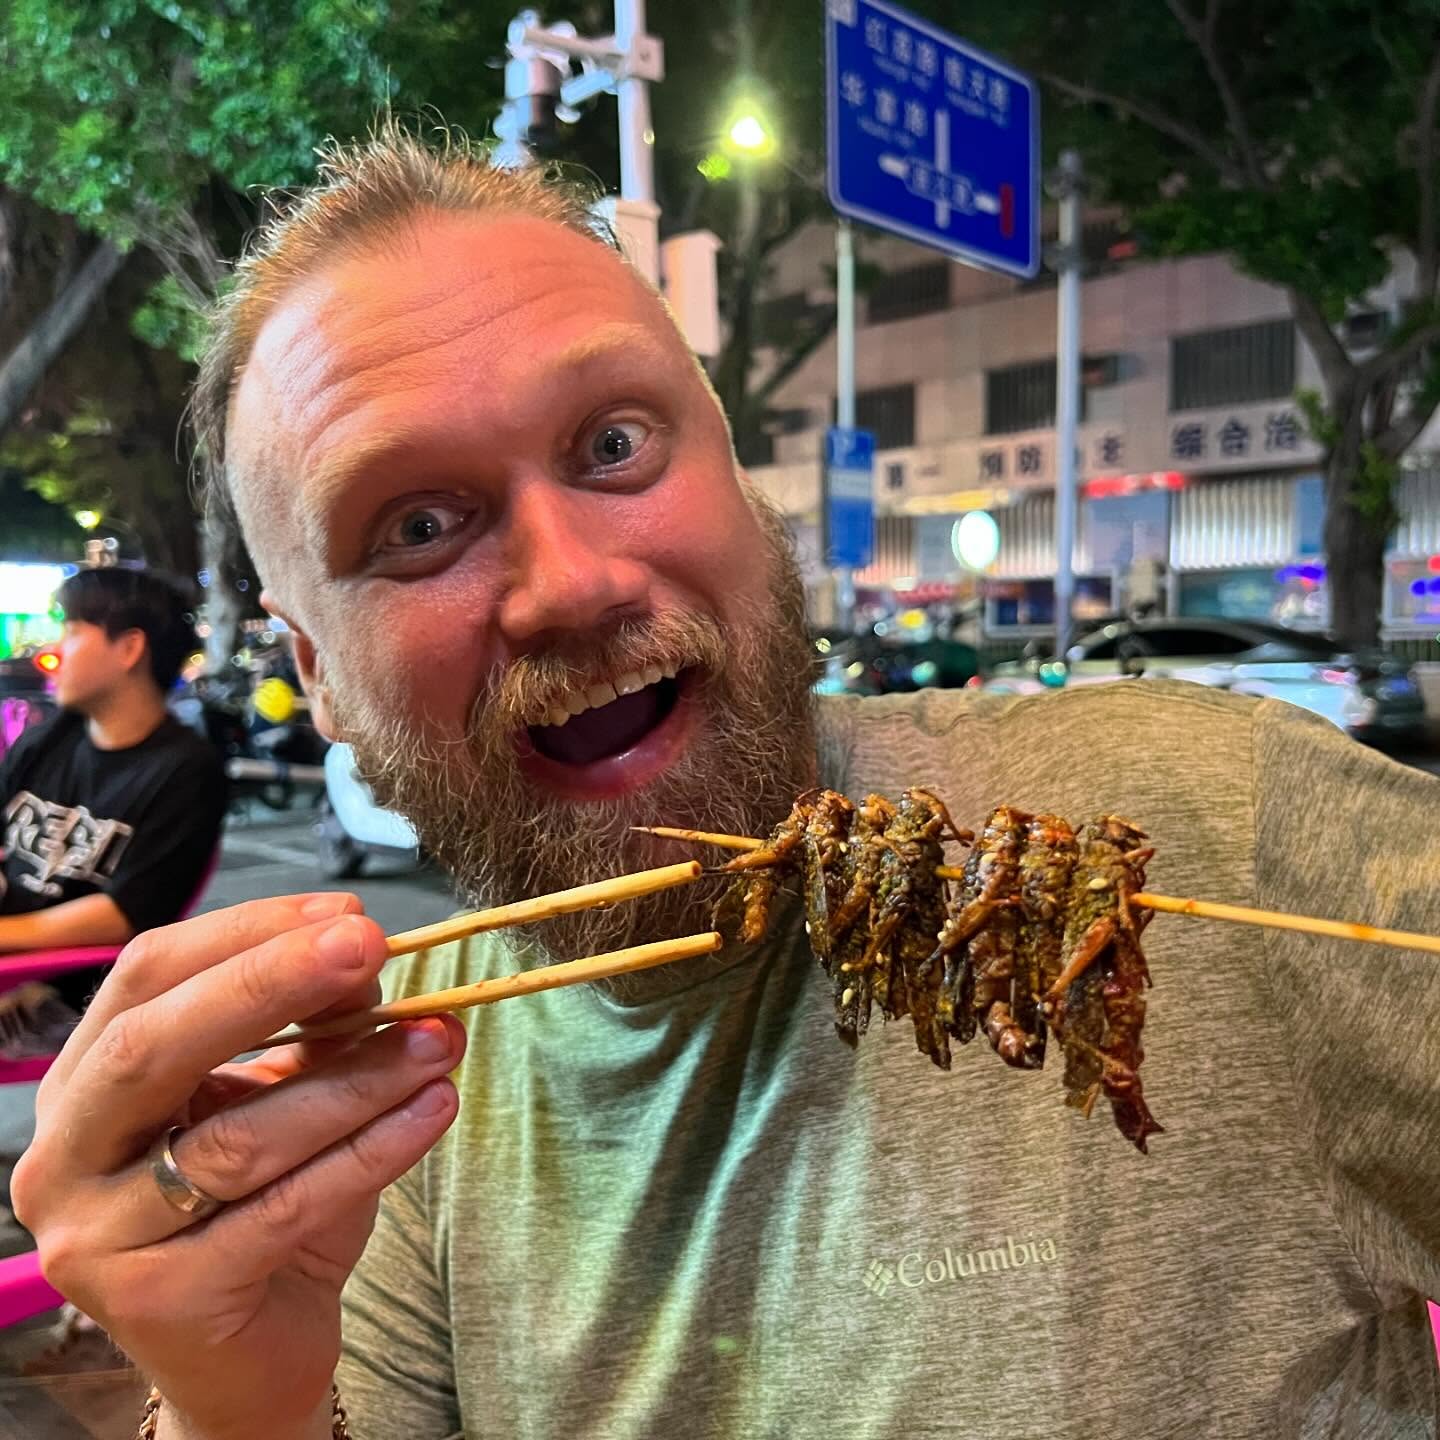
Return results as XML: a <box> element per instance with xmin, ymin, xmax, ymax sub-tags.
<box><xmin>744</xmin><ymin>225</ymin><xmax>1440</xmax><ymax>653</ymax></box>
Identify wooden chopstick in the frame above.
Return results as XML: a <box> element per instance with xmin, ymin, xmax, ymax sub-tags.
<box><xmin>383</xmin><ymin>860</ymin><xmax>702</xmax><ymax>958</ymax></box>
<box><xmin>631</xmin><ymin>826</ymin><xmax>1440</xmax><ymax>959</ymax></box>
<box><xmin>264</xmin><ymin>931</ymin><xmax>724</xmax><ymax>1047</ymax></box>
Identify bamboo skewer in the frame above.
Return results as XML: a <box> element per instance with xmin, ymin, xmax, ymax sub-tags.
<box><xmin>631</xmin><ymin>826</ymin><xmax>1440</xmax><ymax>959</ymax></box>
<box><xmin>263</xmin><ymin>932</ymin><xmax>724</xmax><ymax>1048</ymax></box>
<box><xmin>382</xmin><ymin>860</ymin><xmax>702</xmax><ymax>958</ymax></box>
<box><xmin>258</xmin><ymin>860</ymin><xmax>706</xmax><ymax>1049</ymax></box>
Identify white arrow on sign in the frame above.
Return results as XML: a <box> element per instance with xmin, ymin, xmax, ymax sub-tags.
<box><xmin>878</xmin><ymin>105</ymin><xmax>998</xmax><ymax>229</ymax></box>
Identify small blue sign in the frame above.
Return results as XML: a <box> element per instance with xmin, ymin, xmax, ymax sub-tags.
<box><xmin>825</xmin><ymin>0</ymin><xmax>1040</xmax><ymax>278</ymax></box>
<box><xmin>825</xmin><ymin>426</ymin><xmax>875</xmax><ymax>569</ymax></box>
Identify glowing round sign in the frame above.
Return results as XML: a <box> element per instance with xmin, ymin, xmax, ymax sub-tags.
<box><xmin>951</xmin><ymin>511</ymin><xmax>1000</xmax><ymax>572</ymax></box>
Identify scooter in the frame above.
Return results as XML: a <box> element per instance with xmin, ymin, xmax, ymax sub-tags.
<box><xmin>314</xmin><ymin>742</ymin><xmax>422</xmax><ymax>879</ymax></box>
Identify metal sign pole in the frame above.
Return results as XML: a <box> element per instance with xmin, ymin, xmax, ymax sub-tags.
<box><xmin>1052</xmin><ymin>149</ymin><xmax>1083</xmax><ymax>659</ymax></box>
<box><xmin>835</xmin><ymin>219</ymin><xmax>857</xmax><ymax>629</ymax></box>
<box><xmin>615</xmin><ymin>0</ymin><xmax>654</xmax><ymax>205</ymax></box>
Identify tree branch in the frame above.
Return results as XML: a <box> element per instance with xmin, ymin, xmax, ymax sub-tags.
<box><xmin>1372</xmin><ymin>403</ymin><xmax>1434</xmax><ymax>463</ymax></box>
<box><xmin>1358</xmin><ymin>315</ymin><xmax>1440</xmax><ymax>389</ymax></box>
<box><xmin>753</xmin><ymin>311</ymin><xmax>836</xmax><ymax>410</ymax></box>
<box><xmin>1287</xmin><ymin>287</ymin><xmax>1354</xmax><ymax>400</ymax></box>
<box><xmin>0</xmin><ymin>241</ymin><xmax>125</xmax><ymax>437</ymax></box>
<box><xmin>1416</xmin><ymin>42</ymin><xmax>1440</xmax><ymax>299</ymax></box>
<box><xmin>1040</xmin><ymin>72</ymin><xmax>1241</xmax><ymax>182</ymax></box>
<box><xmin>1163</xmin><ymin>0</ymin><xmax>1266</xmax><ymax>189</ymax></box>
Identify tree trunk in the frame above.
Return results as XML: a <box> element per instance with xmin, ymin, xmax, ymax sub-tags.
<box><xmin>201</xmin><ymin>512</ymin><xmax>247</xmax><ymax>675</ymax></box>
<box><xmin>1322</xmin><ymin>410</ymin><xmax>1390</xmax><ymax>653</ymax></box>
<box><xmin>0</xmin><ymin>241</ymin><xmax>124</xmax><ymax>434</ymax></box>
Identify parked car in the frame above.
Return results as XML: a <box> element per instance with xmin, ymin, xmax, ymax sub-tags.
<box><xmin>811</xmin><ymin>629</ymin><xmax>980</xmax><ymax>697</ymax></box>
<box><xmin>984</xmin><ymin>617</ymin><xmax>1427</xmax><ymax>745</ymax></box>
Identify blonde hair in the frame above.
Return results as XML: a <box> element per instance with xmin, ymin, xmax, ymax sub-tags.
<box><xmin>190</xmin><ymin>120</ymin><xmax>615</xmax><ymax>518</ymax></box>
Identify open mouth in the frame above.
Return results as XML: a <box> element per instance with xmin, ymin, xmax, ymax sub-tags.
<box><xmin>517</xmin><ymin>665</ymin><xmax>699</xmax><ymax>799</ymax></box>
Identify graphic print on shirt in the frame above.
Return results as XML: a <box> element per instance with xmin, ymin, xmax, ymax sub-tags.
<box><xmin>1</xmin><ymin>791</ymin><xmax>133</xmax><ymax>902</ymax></box>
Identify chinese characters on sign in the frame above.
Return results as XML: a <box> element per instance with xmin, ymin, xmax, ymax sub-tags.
<box><xmin>1171</xmin><ymin>423</ymin><xmax>1206</xmax><ymax>460</ymax></box>
<box><xmin>1264</xmin><ymin>411</ymin><xmax>1300</xmax><ymax>451</ymax></box>
<box><xmin>1218</xmin><ymin>418</ymin><xmax>1250</xmax><ymax>457</ymax></box>
<box><xmin>1169</xmin><ymin>411</ymin><xmax>1303</xmax><ymax>462</ymax></box>
<box><xmin>979</xmin><ymin>449</ymin><xmax>1006</xmax><ymax>480</ymax></box>
<box><xmin>827</xmin><ymin>0</ymin><xmax>1039</xmax><ymax>276</ymax></box>
<box><xmin>1096</xmin><ymin>433</ymin><xmax>1123</xmax><ymax>468</ymax></box>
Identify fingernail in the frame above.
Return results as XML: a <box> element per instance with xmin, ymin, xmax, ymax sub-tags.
<box><xmin>407</xmin><ymin>1079</ymin><xmax>451</xmax><ymax>1118</ymax></box>
<box><xmin>314</xmin><ymin>917</ymin><xmax>365</xmax><ymax>969</ymax></box>
<box><xmin>406</xmin><ymin>1019</ymin><xmax>451</xmax><ymax>1062</ymax></box>
<box><xmin>302</xmin><ymin>893</ymin><xmax>356</xmax><ymax>922</ymax></box>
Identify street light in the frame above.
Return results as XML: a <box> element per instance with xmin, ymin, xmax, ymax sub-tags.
<box><xmin>723</xmin><ymin>99</ymin><xmax>776</xmax><ymax>158</ymax></box>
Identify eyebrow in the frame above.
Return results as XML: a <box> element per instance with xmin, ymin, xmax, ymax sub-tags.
<box><xmin>298</xmin><ymin>321</ymin><xmax>674</xmax><ymax>552</ymax></box>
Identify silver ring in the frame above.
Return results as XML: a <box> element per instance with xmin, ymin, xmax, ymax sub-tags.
<box><xmin>149</xmin><ymin>1125</ymin><xmax>223</xmax><ymax>1221</ymax></box>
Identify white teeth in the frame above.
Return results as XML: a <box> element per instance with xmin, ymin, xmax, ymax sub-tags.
<box><xmin>537</xmin><ymin>661</ymin><xmax>685</xmax><ymax>730</ymax></box>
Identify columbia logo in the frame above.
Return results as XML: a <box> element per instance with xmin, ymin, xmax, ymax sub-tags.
<box><xmin>863</xmin><ymin>1258</ymin><xmax>896</xmax><ymax>1296</ymax></box>
<box><xmin>862</xmin><ymin>1235</ymin><xmax>1060</xmax><ymax>1300</ymax></box>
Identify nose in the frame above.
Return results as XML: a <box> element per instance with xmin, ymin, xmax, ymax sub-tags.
<box><xmin>496</xmin><ymin>481</ymin><xmax>652</xmax><ymax>648</ymax></box>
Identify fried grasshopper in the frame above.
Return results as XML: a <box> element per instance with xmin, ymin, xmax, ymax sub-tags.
<box><xmin>1043</xmin><ymin>816</ymin><xmax>1163</xmax><ymax>1152</ymax></box>
<box><xmin>707</xmin><ymin>789</ymin><xmax>1161</xmax><ymax>1153</ymax></box>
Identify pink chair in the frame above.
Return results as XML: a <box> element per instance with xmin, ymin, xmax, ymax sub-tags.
<box><xmin>0</xmin><ymin>1251</ymin><xmax>61</xmax><ymax>1326</ymax></box>
<box><xmin>0</xmin><ymin>851</ymin><xmax>220</xmax><ymax>1324</ymax></box>
<box><xmin>1430</xmin><ymin>1300</ymin><xmax>1440</xmax><ymax>1368</ymax></box>
<box><xmin>0</xmin><ymin>849</ymin><xmax>219</xmax><ymax>1084</ymax></box>
<box><xmin>0</xmin><ymin>946</ymin><xmax>127</xmax><ymax>1084</ymax></box>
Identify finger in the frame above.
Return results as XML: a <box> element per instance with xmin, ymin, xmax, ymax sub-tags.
<box><xmin>53</xmin><ymin>913</ymin><xmax>391</xmax><ymax>1174</ymax></box>
<box><xmin>116</xmin><ymin>1016</ymin><xmax>466</xmax><ymax>1247</ymax></box>
<box><xmin>42</xmin><ymin>892</ymin><xmax>363</xmax><ymax>1096</ymax></box>
<box><xmin>166</xmin><ymin>974</ymin><xmax>385</xmax><ymax>1126</ymax></box>
<box><xmin>160</xmin><ymin>1075</ymin><xmax>461</xmax><ymax>1285</ymax></box>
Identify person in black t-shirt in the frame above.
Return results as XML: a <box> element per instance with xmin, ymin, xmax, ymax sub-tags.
<box><xmin>0</xmin><ymin>568</ymin><xmax>227</xmax><ymax>1056</ymax></box>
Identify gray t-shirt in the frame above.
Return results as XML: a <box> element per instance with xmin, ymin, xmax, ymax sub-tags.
<box><xmin>338</xmin><ymin>682</ymin><xmax>1440</xmax><ymax>1438</ymax></box>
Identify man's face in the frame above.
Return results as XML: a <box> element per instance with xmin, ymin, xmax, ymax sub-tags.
<box><xmin>230</xmin><ymin>210</ymin><xmax>816</xmax><ymax>963</ymax></box>
<box><xmin>54</xmin><ymin>620</ymin><xmax>138</xmax><ymax>712</ymax></box>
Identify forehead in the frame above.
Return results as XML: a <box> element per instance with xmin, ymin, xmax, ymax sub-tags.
<box><xmin>228</xmin><ymin>211</ymin><xmax>690</xmax><ymax>555</ymax></box>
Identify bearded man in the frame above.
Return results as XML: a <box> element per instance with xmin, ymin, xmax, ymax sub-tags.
<box><xmin>13</xmin><ymin>128</ymin><xmax>1439</xmax><ymax>1440</ymax></box>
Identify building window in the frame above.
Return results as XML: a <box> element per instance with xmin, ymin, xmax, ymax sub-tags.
<box><xmin>986</xmin><ymin>361</ymin><xmax>1055</xmax><ymax>434</ymax></box>
<box><xmin>839</xmin><ymin>384</ymin><xmax>916</xmax><ymax>449</ymax></box>
<box><xmin>1170</xmin><ymin>319</ymin><xmax>1295</xmax><ymax>411</ymax></box>
<box><xmin>866</xmin><ymin>262</ymin><xmax>950</xmax><ymax>324</ymax></box>
<box><xmin>985</xmin><ymin>360</ymin><xmax>1096</xmax><ymax>435</ymax></box>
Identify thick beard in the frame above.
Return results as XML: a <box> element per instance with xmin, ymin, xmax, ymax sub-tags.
<box><xmin>332</xmin><ymin>498</ymin><xmax>817</xmax><ymax>976</ymax></box>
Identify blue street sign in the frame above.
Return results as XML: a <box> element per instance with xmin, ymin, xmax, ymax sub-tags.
<box><xmin>825</xmin><ymin>0</ymin><xmax>1040</xmax><ymax>278</ymax></box>
<box><xmin>825</xmin><ymin>426</ymin><xmax>875</xmax><ymax>569</ymax></box>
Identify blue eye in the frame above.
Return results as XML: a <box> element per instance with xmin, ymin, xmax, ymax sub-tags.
<box><xmin>382</xmin><ymin>506</ymin><xmax>465</xmax><ymax>550</ymax></box>
<box><xmin>590</xmin><ymin>421</ymin><xmax>648</xmax><ymax>466</ymax></box>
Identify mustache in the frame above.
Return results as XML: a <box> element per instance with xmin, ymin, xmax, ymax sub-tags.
<box><xmin>479</xmin><ymin>611</ymin><xmax>731</xmax><ymax>732</ymax></box>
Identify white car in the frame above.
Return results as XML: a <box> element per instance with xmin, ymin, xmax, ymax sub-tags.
<box><xmin>984</xmin><ymin>618</ymin><xmax>1427</xmax><ymax>744</ymax></box>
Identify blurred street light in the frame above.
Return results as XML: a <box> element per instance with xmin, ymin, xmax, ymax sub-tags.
<box><xmin>723</xmin><ymin>99</ymin><xmax>776</xmax><ymax>158</ymax></box>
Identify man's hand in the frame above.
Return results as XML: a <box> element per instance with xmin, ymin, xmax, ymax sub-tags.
<box><xmin>12</xmin><ymin>894</ymin><xmax>466</xmax><ymax>1440</ymax></box>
